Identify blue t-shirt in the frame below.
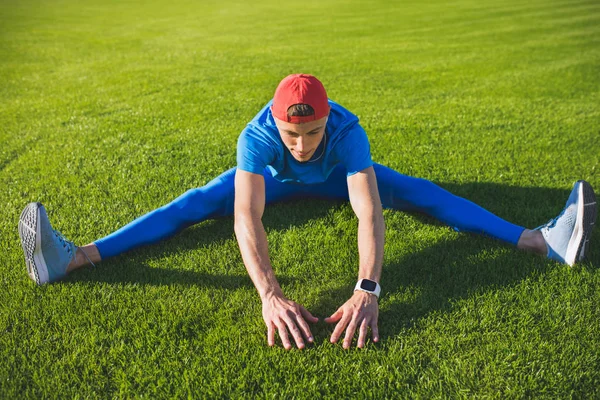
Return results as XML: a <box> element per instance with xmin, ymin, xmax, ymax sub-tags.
<box><xmin>236</xmin><ymin>99</ymin><xmax>373</xmax><ymax>184</ymax></box>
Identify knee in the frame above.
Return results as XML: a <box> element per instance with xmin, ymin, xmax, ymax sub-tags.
<box><xmin>177</xmin><ymin>184</ymin><xmax>235</xmax><ymax>219</ymax></box>
<box><xmin>162</xmin><ymin>188</ymin><xmax>209</xmax><ymax>222</ymax></box>
<box><xmin>410</xmin><ymin>178</ymin><xmax>451</xmax><ymax>210</ymax></box>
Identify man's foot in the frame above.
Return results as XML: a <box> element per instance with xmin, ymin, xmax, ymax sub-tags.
<box><xmin>536</xmin><ymin>180</ymin><xmax>597</xmax><ymax>266</ymax></box>
<box><xmin>18</xmin><ymin>202</ymin><xmax>76</xmax><ymax>284</ymax></box>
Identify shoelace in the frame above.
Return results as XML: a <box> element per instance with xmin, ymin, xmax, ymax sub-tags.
<box><xmin>53</xmin><ymin>230</ymin><xmax>73</xmax><ymax>254</ymax></box>
<box><xmin>536</xmin><ymin>207</ymin><xmax>567</xmax><ymax>231</ymax></box>
<box><xmin>53</xmin><ymin>230</ymin><xmax>96</xmax><ymax>268</ymax></box>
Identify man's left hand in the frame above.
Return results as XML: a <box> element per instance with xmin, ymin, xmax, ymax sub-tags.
<box><xmin>324</xmin><ymin>290</ymin><xmax>379</xmax><ymax>348</ymax></box>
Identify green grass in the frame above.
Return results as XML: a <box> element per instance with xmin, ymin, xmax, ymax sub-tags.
<box><xmin>1</xmin><ymin>0</ymin><xmax>599</xmax><ymax>397</ymax></box>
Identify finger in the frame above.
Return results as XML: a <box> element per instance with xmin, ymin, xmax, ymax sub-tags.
<box><xmin>275</xmin><ymin>320</ymin><xmax>292</xmax><ymax>350</ymax></box>
<box><xmin>357</xmin><ymin>319</ymin><xmax>369</xmax><ymax>348</ymax></box>
<box><xmin>371</xmin><ymin>320</ymin><xmax>380</xmax><ymax>343</ymax></box>
<box><xmin>324</xmin><ymin>308</ymin><xmax>343</xmax><ymax>324</ymax></box>
<box><xmin>343</xmin><ymin>317</ymin><xmax>360</xmax><ymax>349</ymax></box>
<box><xmin>283</xmin><ymin>315</ymin><xmax>305</xmax><ymax>349</ymax></box>
<box><xmin>267</xmin><ymin>322</ymin><xmax>275</xmax><ymax>347</ymax></box>
<box><xmin>294</xmin><ymin>312</ymin><xmax>315</xmax><ymax>344</ymax></box>
<box><xmin>330</xmin><ymin>313</ymin><xmax>350</xmax><ymax>344</ymax></box>
<box><xmin>299</xmin><ymin>306</ymin><xmax>319</xmax><ymax>323</ymax></box>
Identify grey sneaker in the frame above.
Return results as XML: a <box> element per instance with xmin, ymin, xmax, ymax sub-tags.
<box><xmin>537</xmin><ymin>180</ymin><xmax>597</xmax><ymax>266</ymax></box>
<box><xmin>18</xmin><ymin>202</ymin><xmax>76</xmax><ymax>284</ymax></box>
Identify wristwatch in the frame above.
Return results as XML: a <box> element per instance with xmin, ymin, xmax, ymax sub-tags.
<box><xmin>354</xmin><ymin>279</ymin><xmax>381</xmax><ymax>298</ymax></box>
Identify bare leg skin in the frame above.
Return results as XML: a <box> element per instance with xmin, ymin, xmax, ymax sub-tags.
<box><xmin>66</xmin><ymin>244</ymin><xmax>101</xmax><ymax>273</ymax></box>
<box><xmin>517</xmin><ymin>229</ymin><xmax>547</xmax><ymax>255</ymax></box>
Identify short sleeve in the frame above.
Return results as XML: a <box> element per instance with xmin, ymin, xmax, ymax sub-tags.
<box><xmin>332</xmin><ymin>122</ymin><xmax>373</xmax><ymax>176</ymax></box>
<box><xmin>236</xmin><ymin>126</ymin><xmax>275</xmax><ymax>175</ymax></box>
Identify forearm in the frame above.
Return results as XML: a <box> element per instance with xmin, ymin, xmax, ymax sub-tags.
<box><xmin>328</xmin><ymin>209</ymin><xmax>384</xmax><ymax>348</ymax></box>
<box><xmin>234</xmin><ymin>213</ymin><xmax>283</xmax><ymax>300</ymax></box>
<box><xmin>357</xmin><ymin>211</ymin><xmax>385</xmax><ymax>282</ymax></box>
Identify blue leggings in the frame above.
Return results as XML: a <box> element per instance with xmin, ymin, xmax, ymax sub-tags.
<box><xmin>94</xmin><ymin>163</ymin><xmax>525</xmax><ymax>259</ymax></box>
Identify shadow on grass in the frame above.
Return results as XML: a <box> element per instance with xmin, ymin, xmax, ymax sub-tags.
<box><xmin>308</xmin><ymin>182</ymin><xmax>599</xmax><ymax>343</ymax></box>
<box><xmin>65</xmin><ymin>182</ymin><xmax>598</xmax><ymax>342</ymax></box>
<box><xmin>64</xmin><ymin>198</ymin><xmax>340</xmax><ymax>287</ymax></box>
<box><xmin>308</xmin><ymin>235</ymin><xmax>553</xmax><ymax>344</ymax></box>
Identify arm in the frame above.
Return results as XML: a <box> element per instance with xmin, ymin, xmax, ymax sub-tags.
<box><xmin>324</xmin><ymin>166</ymin><xmax>385</xmax><ymax>348</ymax></box>
<box><xmin>234</xmin><ymin>169</ymin><xmax>280</xmax><ymax>299</ymax></box>
<box><xmin>234</xmin><ymin>169</ymin><xmax>318</xmax><ymax>350</ymax></box>
<box><xmin>351</xmin><ymin>166</ymin><xmax>385</xmax><ymax>283</ymax></box>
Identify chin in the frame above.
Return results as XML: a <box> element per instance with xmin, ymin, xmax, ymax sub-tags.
<box><xmin>293</xmin><ymin>151</ymin><xmax>313</xmax><ymax>161</ymax></box>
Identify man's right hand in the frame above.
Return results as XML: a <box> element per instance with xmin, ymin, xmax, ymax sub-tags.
<box><xmin>262</xmin><ymin>292</ymin><xmax>319</xmax><ymax>350</ymax></box>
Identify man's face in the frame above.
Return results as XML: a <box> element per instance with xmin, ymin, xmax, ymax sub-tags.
<box><xmin>274</xmin><ymin>115</ymin><xmax>328</xmax><ymax>162</ymax></box>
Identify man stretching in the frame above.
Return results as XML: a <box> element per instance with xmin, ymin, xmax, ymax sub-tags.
<box><xmin>18</xmin><ymin>74</ymin><xmax>597</xmax><ymax>350</ymax></box>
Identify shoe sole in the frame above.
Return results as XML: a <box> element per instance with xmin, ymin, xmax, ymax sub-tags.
<box><xmin>564</xmin><ymin>181</ymin><xmax>596</xmax><ymax>265</ymax></box>
<box><xmin>574</xmin><ymin>180</ymin><xmax>597</xmax><ymax>263</ymax></box>
<box><xmin>18</xmin><ymin>203</ymin><xmax>50</xmax><ymax>285</ymax></box>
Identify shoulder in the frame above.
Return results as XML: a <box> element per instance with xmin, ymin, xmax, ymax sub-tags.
<box><xmin>249</xmin><ymin>99</ymin><xmax>275</xmax><ymax>125</ymax></box>
<box><xmin>325</xmin><ymin>100</ymin><xmax>373</xmax><ymax>174</ymax></box>
<box><xmin>326</xmin><ymin>100</ymin><xmax>368</xmax><ymax>147</ymax></box>
<box><xmin>236</xmin><ymin>100</ymin><xmax>281</xmax><ymax>173</ymax></box>
<box><xmin>239</xmin><ymin>100</ymin><xmax>279</xmax><ymax>149</ymax></box>
<box><xmin>327</xmin><ymin>100</ymin><xmax>360</xmax><ymax>131</ymax></box>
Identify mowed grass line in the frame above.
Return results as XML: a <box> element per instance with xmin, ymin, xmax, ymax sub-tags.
<box><xmin>1</xmin><ymin>0</ymin><xmax>599</xmax><ymax>397</ymax></box>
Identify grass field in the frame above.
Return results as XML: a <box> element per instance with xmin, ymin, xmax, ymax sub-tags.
<box><xmin>1</xmin><ymin>0</ymin><xmax>599</xmax><ymax>397</ymax></box>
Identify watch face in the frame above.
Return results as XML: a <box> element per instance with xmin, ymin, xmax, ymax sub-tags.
<box><xmin>360</xmin><ymin>280</ymin><xmax>377</xmax><ymax>291</ymax></box>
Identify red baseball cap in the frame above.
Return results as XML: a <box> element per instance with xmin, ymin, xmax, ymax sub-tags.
<box><xmin>271</xmin><ymin>74</ymin><xmax>330</xmax><ymax>124</ymax></box>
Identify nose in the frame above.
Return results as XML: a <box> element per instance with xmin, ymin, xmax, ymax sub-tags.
<box><xmin>295</xmin><ymin>136</ymin><xmax>305</xmax><ymax>152</ymax></box>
